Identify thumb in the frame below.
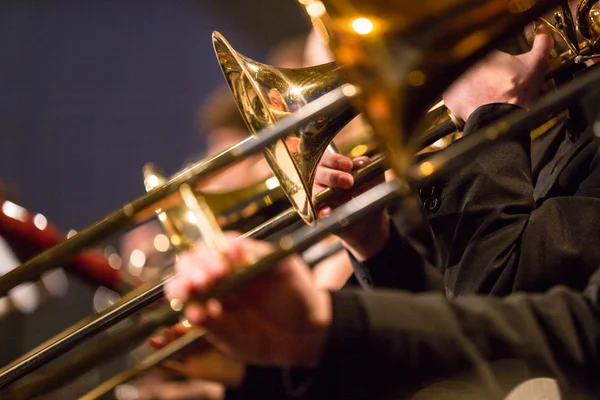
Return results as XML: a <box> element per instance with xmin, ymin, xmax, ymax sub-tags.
<box><xmin>525</xmin><ymin>24</ymin><xmax>554</xmax><ymax>69</ymax></box>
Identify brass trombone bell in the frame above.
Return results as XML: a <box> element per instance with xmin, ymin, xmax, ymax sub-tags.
<box><xmin>302</xmin><ymin>0</ymin><xmax>564</xmax><ymax>181</ymax></box>
<box><xmin>213</xmin><ymin>31</ymin><xmax>358</xmax><ymax>225</ymax></box>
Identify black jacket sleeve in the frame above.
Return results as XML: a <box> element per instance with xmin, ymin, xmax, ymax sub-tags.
<box><xmin>427</xmin><ymin>104</ymin><xmax>600</xmax><ymax>296</ymax></box>
<box><xmin>304</xmin><ymin>269</ymin><xmax>600</xmax><ymax>400</ymax></box>
<box><xmin>347</xmin><ymin>217</ymin><xmax>433</xmax><ymax>292</ymax></box>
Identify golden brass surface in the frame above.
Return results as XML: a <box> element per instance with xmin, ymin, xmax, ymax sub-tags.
<box><xmin>577</xmin><ymin>0</ymin><xmax>600</xmax><ymax>41</ymax></box>
<box><xmin>301</xmin><ymin>0</ymin><xmax>569</xmax><ymax>180</ymax></box>
<box><xmin>214</xmin><ymin>31</ymin><xmax>357</xmax><ymax>224</ymax></box>
<box><xmin>143</xmin><ymin>162</ymin><xmax>288</xmax><ymax>250</ymax></box>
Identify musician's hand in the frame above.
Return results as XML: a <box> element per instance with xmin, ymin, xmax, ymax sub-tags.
<box><xmin>443</xmin><ymin>25</ymin><xmax>554</xmax><ymax>122</ymax></box>
<box><xmin>148</xmin><ymin>322</ymin><xmax>189</xmax><ymax>349</ymax></box>
<box><xmin>314</xmin><ymin>152</ymin><xmax>389</xmax><ymax>261</ymax></box>
<box><xmin>164</xmin><ymin>235</ymin><xmax>331</xmax><ymax>367</ymax></box>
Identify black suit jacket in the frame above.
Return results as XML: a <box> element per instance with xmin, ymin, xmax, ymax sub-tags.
<box><xmin>430</xmin><ymin>103</ymin><xmax>600</xmax><ymax>296</ymax></box>
<box><xmin>353</xmin><ymin>87</ymin><xmax>600</xmax><ymax>296</ymax></box>
<box><xmin>229</xmin><ymin>270</ymin><xmax>600</xmax><ymax>400</ymax></box>
<box><xmin>297</xmin><ymin>268</ymin><xmax>600</xmax><ymax>400</ymax></box>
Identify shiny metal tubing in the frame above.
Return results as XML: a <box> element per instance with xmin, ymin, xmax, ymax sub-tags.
<box><xmin>4</xmin><ymin>58</ymin><xmax>600</xmax><ymax>391</ymax></box>
<box><xmin>0</xmin><ymin>85</ymin><xmax>356</xmax><ymax>299</ymax></box>
<box><xmin>246</xmin><ymin>153</ymin><xmax>387</xmax><ymax>240</ymax></box>
<box><xmin>156</xmin><ymin>61</ymin><xmax>600</xmax><ymax>324</ymax></box>
<box><xmin>0</xmin><ymin>278</ymin><xmax>176</xmax><ymax>389</ymax></box>
<box><xmin>0</xmin><ymin>152</ymin><xmax>382</xmax><ymax>390</ymax></box>
<box><xmin>0</xmin><ymin>305</ymin><xmax>186</xmax><ymax>400</ymax></box>
<box><xmin>79</xmin><ymin>329</ymin><xmax>206</xmax><ymax>400</ymax></box>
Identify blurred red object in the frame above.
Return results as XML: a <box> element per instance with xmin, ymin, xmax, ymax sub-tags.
<box><xmin>0</xmin><ymin>198</ymin><xmax>124</xmax><ymax>291</ymax></box>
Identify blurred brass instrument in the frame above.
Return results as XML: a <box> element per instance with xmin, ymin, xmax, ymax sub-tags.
<box><xmin>142</xmin><ymin>164</ymin><xmax>289</xmax><ymax>250</ymax></box>
<box><xmin>7</xmin><ymin>0</ymin><xmax>600</xmax><ymax>397</ymax></box>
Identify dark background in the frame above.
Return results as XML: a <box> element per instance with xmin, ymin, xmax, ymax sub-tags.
<box><xmin>0</xmin><ymin>0</ymin><xmax>309</xmax><ymax>395</ymax></box>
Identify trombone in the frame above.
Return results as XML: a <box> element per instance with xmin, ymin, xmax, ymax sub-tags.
<box><xmin>0</xmin><ymin>36</ymin><xmax>449</xmax><ymax>298</ymax></box>
<box><xmin>4</xmin><ymin>67</ymin><xmax>596</xmax><ymax>394</ymax></box>
<box><xmin>2</xmin><ymin>0</ymin><xmax>599</xmax><ymax>394</ymax></box>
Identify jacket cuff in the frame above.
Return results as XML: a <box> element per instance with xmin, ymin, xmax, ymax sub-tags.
<box><xmin>464</xmin><ymin>103</ymin><xmax>524</xmax><ymax>135</ymax></box>
<box><xmin>348</xmin><ymin>219</ymin><xmax>428</xmax><ymax>292</ymax></box>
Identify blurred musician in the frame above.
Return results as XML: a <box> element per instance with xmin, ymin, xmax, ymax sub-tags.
<box><xmin>116</xmin><ymin>84</ymin><xmax>253</xmax><ymax>400</ymax></box>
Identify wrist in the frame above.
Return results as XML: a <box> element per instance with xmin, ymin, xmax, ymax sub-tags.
<box><xmin>343</xmin><ymin>211</ymin><xmax>390</xmax><ymax>262</ymax></box>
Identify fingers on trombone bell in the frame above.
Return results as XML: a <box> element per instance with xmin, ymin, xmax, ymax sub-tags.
<box><xmin>320</xmin><ymin>152</ymin><xmax>353</xmax><ymax>172</ymax></box>
<box><xmin>315</xmin><ymin>166</ymin><xmax>354</xmax><ymax>189</ymax></box>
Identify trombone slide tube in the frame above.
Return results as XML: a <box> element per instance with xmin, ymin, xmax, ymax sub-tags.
<box><xmin>0</xmin><ymin>151</ymin><xmax>384</xmax><ymax>391</ymax></box>
<box><xmin>0</xmin><ymin>155</ymin><xmax>388</xmax><ymax>396</ymax></box>
<box><xmin>79</xmin><ymin>329</ymin><xmax>206</xmax><ymax>400</ymax></box>
<box><xmin>0</xmin><ymin>305</ymin><xmax>184</xmax><ymax>400</ymax></box>
<box><xmin>0</xmin><ymin>279</ymin><xmax>176</xmax><ymax>389</ymax></box>
<box><xmin>0</xmin><ymin>85</ymin><xmax>356</xmax><ymax>298</ymax></box>
<box><xmin>0</xmin><ymin>179</ymin><xmax>403</xmax><ymax>391</ymax></box>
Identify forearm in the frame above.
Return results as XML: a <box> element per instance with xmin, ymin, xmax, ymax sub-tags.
<box><xmin>342</xmin><ymin>210</ymin><xmax>390</xmax><ymax>262</ymax></box>
<box><xmin>347</xmin><ymin>216</ymin><xmax>437</xmax><ymax>292</ymax></box>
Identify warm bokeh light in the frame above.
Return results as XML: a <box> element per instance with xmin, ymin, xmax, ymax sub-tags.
<box><xmin>352</xmin><ymin>17</ymin><xmax>374</xmax><ymax>35</ymax></box>
<box><xmin>350</xmin><ymin>144</ymin><xmax>368</xmax><ymax>158</ymax></box>
<box><xmin>420</xmin><ymin>161</ymin><xmax>434</xmax><ymax>176</ymax></box>
<box><xmin>129</xmin><ymin>249</ymin><xmax>146</xmax><ymax>268</ymax></box>
<box><xmin>265</xmin><ymin>176</ymin><xmax>280</xmax><ymax>190</ymax></box>
<box><xmin>153</xmin><ymin>233</ymin><xmax>171</xmax><ymax>252</ymax></box>
<box><xmin>170</xmin><ymin>298</ymin><xmax>183</xmax><ymax>312</ymax></box>
<box><xmin>108</xmin><ymin>253</ymin><xmax>122</xmax><ymax>270</ymax></box>
<box><xmin>33</xmin><ymin>214</ymin><xmax>48</xmax><ymax>230</ymax></box>
<box><xmin>146</xmin><ymin>174</ymin><xmax>159</xmax><ymax>189</ymax></box>
<box><xmin>186</xmin><ymin>210</ymin><xmax>198</xmax><ymax>224</ymax></box>
<box><xmin>342</xmin><ymin>84</ymin><xmax>358</xmax><ymax>97</ymax></box>
<box><xmin>2</xmin><ymin>201</ymin><xmax>27</xmax><ymax>222</ymax></box>
<box><xmin>306</xmin><ymin>1</ymin><xmax>326</xmax><ymax>18</ymax></box>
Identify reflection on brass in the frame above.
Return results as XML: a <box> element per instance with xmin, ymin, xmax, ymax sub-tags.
<box><xmin>143</xmin><ymin>163</ymin><xmax>288</xmax><ymax>250</ymax></box>
<box><xmin>213</xmin><ymin>32</ymin><xmax>357</xmax><ymax>225</ymax></box>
